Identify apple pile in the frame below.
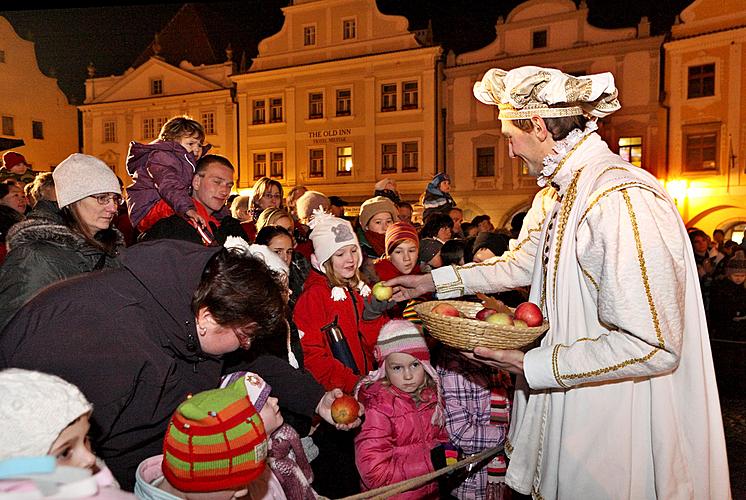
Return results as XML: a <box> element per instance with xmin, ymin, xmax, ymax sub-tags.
<box><xmin>475</xmin><ymin>301</ymin><xmax>544</xmax><ymax>327</ymax></box>
<box><xmin>331</xmin><ymin>394</ymin><xmax>360</xmax><ymax>424</ymax></box>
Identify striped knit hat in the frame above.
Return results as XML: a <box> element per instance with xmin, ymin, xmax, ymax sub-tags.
<box><xmin>385</xmin><ymin>222</ymin><xmax>419</xmax><ymax>257</ymax></box>
<box><xmin>356</xmin><ymin>320</ymin><xmax>444</xmax><ymax>426</ymax></box>
<box><xmin>162</xmin><ymin>379</ymin><xmax>268</xmax><ymax>492</ymax></box>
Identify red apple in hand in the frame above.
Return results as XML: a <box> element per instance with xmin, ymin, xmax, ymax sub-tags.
<box><xmin>486</xmin><ymin>312</ymin><xmax>513</xmax><ymax>325</ymax></box>
<box><xmin>476</xmin><ymin>307</ymin><xmax>497</xmax><ymax>321</ymax></box>
<box><xmin>331</xmin><ymin>394</ymin><xmax>360</xmax><ymax>424</ymax></box>
<box><xmin>514</xmin><ymin>302</ymin><xmax>543</xmax><ymax>327</ymax></box>
<box><xmin>431</xmin><ymin>303</ymin><xmax>461</xmax><ymax>317</ymax></box>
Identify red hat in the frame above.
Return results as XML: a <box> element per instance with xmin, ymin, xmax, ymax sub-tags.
<box><xmin>384</xmin><ymin>222</ymin><xmax>419</xmax><ymax>256</ymax></box>
<box><xmin>2</xmin><ymin>152</ymin><xmax>28</xmax><ymax>170</ymax></box>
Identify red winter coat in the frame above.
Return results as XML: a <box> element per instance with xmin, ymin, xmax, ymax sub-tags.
<box><xmin>355</xmin><ymin>381</ymin><xmax>449</xmax><ymax>499</ymax></box>
<box><xmin>293</xmin><ymin>270</ymin><xmax>386</xmax><ymax>393</ymax></box>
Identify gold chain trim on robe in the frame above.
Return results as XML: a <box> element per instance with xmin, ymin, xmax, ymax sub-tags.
<box><xmin>580</xmin><ymin>265</ymin><xmax>599</xmax><ymax>292</ymax></box>
<box><xmin>551</xmin><ymin>167</ymin><xmax>584</xmax><ymax>301</ymax></box>
<box><xmin>553</xmin><ymin>189</ymin><xmax>664</xmax><ymax>383</ymax></box>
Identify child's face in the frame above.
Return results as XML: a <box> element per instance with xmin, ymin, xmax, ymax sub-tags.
<box><xmin>390</xmin><ymin>240</ymin><xmax>418</xmax><ymax>275</ymax></box>
<box><xmin>268</xmin><ymin>234</ymin><xmax>294</xmax><ymax>266</ymax></box>
<box><xmin>178</xmin><ymin>134</ymin><xmax>203</xmax><ymax>157</ymax></box>
<box><xmin>259</xmin><ymin>396</ymin><xmax>283</xmax><ymax>435</ymax></box>
<box><xmin>366</xmin><ymin>212</ymin><xmax>393</xmax><ymax>234</ymax></box>
<box><xmin>439</xmin><ymin>180</ymin><xmax>451</xmax><ymax>193</ymax></box>
<box><xmin>48</xmin><ymin>413</ymin><xmax>97</xmax><ymax>471</ymax></box>
<box><xmin>729</xmin><ymin>272</ymin><xmax>746</xmax><ymax>286</ymax></box>
<box><xmin>330</xmin><ymin>244</ymin><xmax>359</xmax><ymax>279</ymax></box>
<box><xmin>385</xmin><ymin>352</ymin><xmax>426</xmax><ymax>393</ymax></box>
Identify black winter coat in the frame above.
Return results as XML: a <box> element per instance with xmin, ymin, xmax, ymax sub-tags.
<box><xmin>0</xmin><ymin>240</ymin><xmax>222</xmax><ymax>490</ymax></box>
<box><xmin>0</xmin><ymin>203</ymin><xmax>122</xmax><ymax>331</ymax></box>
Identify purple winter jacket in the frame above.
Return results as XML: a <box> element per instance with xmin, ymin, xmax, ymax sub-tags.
<box><xmin>125</xmin><ymin>140</ymin><xmax>209</xmax><ymax>228</ymax></box>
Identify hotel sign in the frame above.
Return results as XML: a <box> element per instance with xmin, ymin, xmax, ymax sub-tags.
<box><xmin>308</xmin><ymin>128</ymin><xmax>352</xmax><ymax>144</ymax></box>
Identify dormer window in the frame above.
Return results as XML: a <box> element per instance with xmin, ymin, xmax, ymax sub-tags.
<box><xmin>532</xmin><ymin>30</ymin><xmax>547</xmax><ymax>49</ymax></box>
<box><xmin>150</xmin><ymin>78</ymin><xmax>163</xmax><ymax>95</ymax></box>
<box><xmin>304</xmin><ymin>25</ymin><xmax>316</xmax><ymax>46</ymax></box>
<box><xmin>343</xmin><ymin>19</ymin><xmax>356</xmax><ymax>40</ymax></box>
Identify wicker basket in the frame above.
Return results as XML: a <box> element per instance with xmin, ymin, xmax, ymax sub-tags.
<box><xmin>412</xmin><ymin>300</ymin><xmax>548</xmax><ymax>350</ymax></box>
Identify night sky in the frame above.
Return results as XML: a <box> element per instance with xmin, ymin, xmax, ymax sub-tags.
<box><xmin>2</xmin><ymin>0</ymin><xmax>695</xmax><ymax>105</ymax></box>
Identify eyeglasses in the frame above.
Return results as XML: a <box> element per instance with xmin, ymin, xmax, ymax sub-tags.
<box><xmin>91</xmin><ymin>193</ymin><xmax>123</xmax><ymax>206</ymax></box>
<box><xmin>262</xmin><ymin>192</ymin><xmax>283</xmax><ymax>200</ymax></box>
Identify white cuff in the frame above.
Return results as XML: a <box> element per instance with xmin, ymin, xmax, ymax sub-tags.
<box><xmin>523</xmin><ymin>346</ymin><xmax>564</xmax><ymax>390</ymax></box>
<box><xmin>432</xmin><ymin>265</ymin><xmax>464</xmax><ymax>299</ymax></box>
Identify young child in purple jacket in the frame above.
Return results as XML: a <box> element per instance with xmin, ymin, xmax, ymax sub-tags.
<box><xmin>354</xmin><ymin>320</ymin><xmax>452</xmax><ymax>499</ymax></box>
<box><xmin>125</xmin><ymin>115</ymin><xmax>208</xmax><ymax>233</ymax></box>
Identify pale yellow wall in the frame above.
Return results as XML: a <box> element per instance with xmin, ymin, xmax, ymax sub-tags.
<box><xmin>664</xmin><ymin>12</ymin><xmax>746</xmax><ymax>237</ymax></box>
<box><xmin>79</xmin><ymin>59</ymin><xmax>235</xmax><ymax>182</ymax></box>
<box><xmin>0</xmin><ymin>16</ymin><xmax>78</xmax><ymax>170</ymax></box>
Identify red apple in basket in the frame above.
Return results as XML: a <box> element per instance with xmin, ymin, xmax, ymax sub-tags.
<box><xmin>514</xmin><ymin>302</ymin><xmax>544</xmax><ymax>327</ymax></box>
<box><xmin>475</xmin><ymin>307</ymin><xmax>497</xmax><ymax>321</ymax></box>
<box><xmin>486</xmin><ymin>312</ymin><xmax>514</xmax><ymax>325</ymax></box>
<box><xmin>331</xmin><ymin>394</ymin><xmax>360</xmax><ymax>424</ymax></box>
<box><xmin>431</xmin><ymin>303</ymin><xmax>461</xmax><ymax>318</ymax></box>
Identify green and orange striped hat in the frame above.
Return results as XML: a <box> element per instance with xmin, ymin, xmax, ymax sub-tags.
<box><xmin>162</xmin><ymin>378</ymin><xmax>268</xmax><ymax>492</ymax></box>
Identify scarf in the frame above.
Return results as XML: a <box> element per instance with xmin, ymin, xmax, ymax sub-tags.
<box><xmin>268</xmin><ymin>424</ymin><xmax>316</xmax><ymax>500</ymax></box>
<box><xmin>364</xmin><ymin>229</ymin><xmax>387</xmax><ymax>257</ymax></box>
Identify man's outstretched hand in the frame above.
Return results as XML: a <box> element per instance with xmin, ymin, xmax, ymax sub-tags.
<box><xmin>384</xmin><ymin>274</ymin><xmax>436</xmax><ymax>302</ymax></box>
<box><xmin>460</xmin><ymin>347</ymin><xmax>525</xmax><ymax>375</ymax></box>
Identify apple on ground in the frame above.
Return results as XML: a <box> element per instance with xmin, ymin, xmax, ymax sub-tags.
<box><xmin>475</xmin><ymin>307</ymin><xmax>497</xmax><ymax>321</ymax></box>
<box><xmin>331</xmin><ymin>394</ymin><xmax>360</xmax><ymax>424</ymax></box>
<box><xmin>372</xmin><ymin>281</ymin><xmax>393</xmax><ymax>301</ymax></box>
<box><xmin>431</xmin><ymin>303</ymin><xmax>461</xmax><ymax>317</ymax></box>
<box><xmin>486</xmin><ymin>312</ymin><xmax>514</xmax><ymax>325</ymax></box>
<box><xmin>513</xmin><ymin>301</ymin><xmax>544</xmax><ymax>327</ymax></box>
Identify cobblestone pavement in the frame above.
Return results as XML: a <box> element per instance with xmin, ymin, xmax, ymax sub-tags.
<box><xmin>722</xmin><ymin>397</ymin><xmax>746</xmax><ymax>499</ymax></box>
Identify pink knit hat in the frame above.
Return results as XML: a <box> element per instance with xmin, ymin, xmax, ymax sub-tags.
<box><xmin>356</xmin><ymin>320</ymin><xmax>444</xmax><ymax>426</ymax></box>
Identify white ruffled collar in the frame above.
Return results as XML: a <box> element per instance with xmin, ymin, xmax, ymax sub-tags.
<box><xmin>331</xmin><ymin>282</ymin><xmax>371</xmax><ymax>302</ymax></box>
<box><xmin>537</xmin><ymin>120</ymin><xmax>598</xmax><ymax>193</ymax></box>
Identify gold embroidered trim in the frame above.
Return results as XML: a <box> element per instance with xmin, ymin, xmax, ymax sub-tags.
<box><xmin>555</xmin><ymin>189</ymin><xmax>665</xmax><ymax>382</ymax></box>
<box><xmin>579</xmin><ymin>180</ymin><xmax>659</xmax><ymax>226</ymax></box>
<box><xmin>505</xmin><ymin>439</ymin><xmax>513</xmax><ymax>455</ymax></box>
<box><xmin>552</xmin><ymin>344</ymin><xmax>571</xmax><ymax>388</ymax></box>
<box><xmin>551</xmin><ymin>168</ymin><xmax>584</xmax><ymax>300</ymax></box>
<box><xmin>580</xmin><ymin>265</ymin><xmax>599</xmax><ymax>292</ymax></box>
<box><xmin>623</xmin><ymin>189</ymin><xmax>665</xmax><ymax>349</ymax></box>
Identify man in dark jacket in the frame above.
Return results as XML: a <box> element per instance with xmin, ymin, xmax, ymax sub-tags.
<box><xmin>138</xmin><ymin>154</ymin><xmax>244</xmax><ymax>246</ymax></box>
<box><xmin>0</xmin><ymin>239</ymin><xmax>287</xmax><ymax>490</ymax></box>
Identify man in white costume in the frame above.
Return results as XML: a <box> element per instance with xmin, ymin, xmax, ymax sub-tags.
<box><xmin>386</xmin><ymin>66</ymin><xmax>731</xmax><ymax>499</ymax></box>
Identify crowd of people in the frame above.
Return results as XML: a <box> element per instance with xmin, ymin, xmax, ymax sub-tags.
<box><xmin>0</xmin><ymin>63</ymin><xmax>735</xmax><ymax>500</ymax></box>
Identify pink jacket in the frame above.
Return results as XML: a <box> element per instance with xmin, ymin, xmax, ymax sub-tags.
<box><xmin>354</xmin><ymin>381</ymin><xmax>449</xmax><ymax>499</ymax></box>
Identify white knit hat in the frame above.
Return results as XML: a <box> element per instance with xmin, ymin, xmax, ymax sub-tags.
<box><xmin>0</xmin><ymin>368</ymin><xmax>93</xmax><ymax>459</ymax></box>
<box><xmin>308</xmin><ymin>207</ymin><xmax>362</xmax><ymax>271</ymax></box>
<box><xmin>53</xmin><ymin>153</ymin><xmax>121</xmax><ymax>209</ymax></box>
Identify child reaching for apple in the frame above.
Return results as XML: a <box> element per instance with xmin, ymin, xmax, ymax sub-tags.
<box><xmin>354</xmin><ymin>320</ymin><xmax>456</xmax><ymax>499</ymax></box>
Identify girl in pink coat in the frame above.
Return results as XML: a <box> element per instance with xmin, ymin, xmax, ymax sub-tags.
<box><xmin>354</xmin><ymin>320</ymin><xmax>451</xmax><ymax>499</ymax></box>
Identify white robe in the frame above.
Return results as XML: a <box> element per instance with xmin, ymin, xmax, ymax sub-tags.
<box><xmin>432</xmin><ymin>133</ymin><xmax>731</xmax><ymax>499</ymax></box>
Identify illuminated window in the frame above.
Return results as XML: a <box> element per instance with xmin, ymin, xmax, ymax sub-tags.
<box><xmin>402</xmin><ymin>142</ymin><xmax>418</xmax><ymax>172</ymax></box>
<box><xmin>381</xmin><ymin>143</ymin><xmax>397</xmax><ymax>173</ymax></box>
<box><xmin>270</xmin><ymin>152</ymin><xmax>284</xmax><ymax>178</ymax></box>
<box><xmin>201</xmin><ymin>112</ymin><xmax>215</xmax><ymax>135</ymax></box>
<box><xmin>270</xmin><ymin>98</ymin><xmax>283</xmax><ymax>123</ymax></box>
<box><xmin>304</xmin><ymin>25</ymin><xmax>316</xmax><ymax>46</ymax></box>
<box><xmin>309</xmin><ymin>92</ymin><xmax>324</xmax><ymax>119</ymax></box>
<box><xmin>618</xmin><ymin>137</ymin><xmax>642</xmax><ymax>167</ymax></box>
<box><xmin>343</xmin><ymin>19</ymin><xmax>356</xmax><ymax>40</ymax></box>
<box><xmin>336</xmin><ymin>146</ymin><xmax>353</xmax><ymax>176</ymax></box>
<box><xmin>336</xmin><ymin>89</ymin><xmax>351</xmax><ymax>116</ymax></box>
<box><xmin>150</xmin><ymin>78</ymin><xmax>163</xmax><ymax>95</ymax></box>
<box><xmin>103</xmin><ymin>120</ymin><xmax>116</xmax><ymax>143</ymax></box>
<box><xmin>684</xmin><ymin>124</ymin><xmax>719</xmax><ymax>172</ymax></box>
<box><xmin>2</xmin><ymin>116</ymin><xmax>14</xmax><ymax>136</ymax></box>
<box><xmin>402</xmin><ymin>81</ymin><xmax>418</xmax><ymax>110</ymax></box>
<box><xmin>381</xmin><ymin>84</ymin><xmax>397</xmax><ymax>111</ymax></box>
<box><xmin>143</xmin><ymin>118</ymin><xmax>156</xmax><ymax>139</ymax></box>
<box><xmin>309</xmin><ymin>148</ymin><xmax>324</xmax><ymax>178</ymax></box>
<box><xmin>253</xmin><ymin>153</ymin><xmax>266</xmax><ymax>179</ymax></box>
<box><xmin>476</xmin><ymin>147</ymin><xmax>495</xmax><ymax>177</ymax></box>
<box><xmin>252</xmin><ymin>100</ymin><xmax>265</xmax><ymax>124</ymax></box>
<box><xmin>532</xmin><ymin>30</ymin><xmax>547</xmax><ymax>49</ymax></box>
<box><xmin>32</xmin><ymin>120</ymin><xmax>44</xmax><ymax>140</ymax></box>
<box><xmin>687</xmin><ymin>64</ymin><xmax>715</xmax><ymax>99</ymax></box>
